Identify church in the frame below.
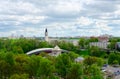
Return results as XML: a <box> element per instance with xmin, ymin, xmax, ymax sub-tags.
<box><xmin>45</xmin><ymin>28</ymin><xmax>49</xmax><ymax>42</ymax></box>
<box><xmin>26</xmin><ymin>28</ymin><xmax>69</xmax><ymax>56</ymax></box>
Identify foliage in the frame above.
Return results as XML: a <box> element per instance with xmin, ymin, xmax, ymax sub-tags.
<box><xmin>0</xmin><ymin>38</ymin><xmax>106</xmax><ymax>79</ymax></box>
<box><xmin>108</xmin><ymin>38</ymin><xmax>117</xmax><ymax>50</ymax></box>
<box><xmin>84</xmin><ymin>64</ymin><xmax>104</xmax><ymax>79</ymax></box>
<box><xmin>108</xmin><ymin>52</ymin><xmax>120</xmax><ymax>65</ymax></box>
<box><xmin>66</xmin><ymin>63</ymin><xmax>83</xmax><ymax>79</ymax></box>
<box><xmin>55</xmin><ymin>53</ymin><xmax>72</xmax><ymax>78</ymax></box>
<box><xmin>89</xmin><ymin>37</ymin><xmax>98</xmax><ymax>42</ymax></box>
<box><xmin>89</xmin><ymin>46</ymin><xmax>106</xmax><ymax>57</ymax></box>
<box><xmin>0</xmin><ymin>38</ymin><xmax>53</xmax><ymax>53</ymax></box>
<box><xmin>37</xmin><ymin>58</ymin><xmax>54</xmax><ymax>77</ymax></box>
<box><xmin>10</xmin><ymin>74</ymin><xmax>29</xmax><ymax>79</ymax></box>
<box><xmin>79</xmin><ymin>38</ymin><xmax>89</xmax><ymax>49</ymax></box>
<box><xmin>84</xmin><ymin>56</ymin><xmax>104</xmax><ymax>67</ymax></box>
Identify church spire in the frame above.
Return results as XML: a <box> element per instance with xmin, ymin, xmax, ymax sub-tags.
<box><xmin>45</xmin><ymin>28</ymin><xmax>47</xmax><ymax>33</ymax></box>
<box><xmin>45</xmin><ymin>28</ymin><xmax>49</xmax><ymax>42</ymax></box>
<box><xmin>45</xmin><ymin>28</ymin><xmax>48</xmax><ymax>36</ymax></box>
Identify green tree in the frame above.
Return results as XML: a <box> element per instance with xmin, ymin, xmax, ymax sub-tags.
<box><xmin>27</xmin><ymin>55</ymin><xmax>41</xmax><ymax>77</ymax></box>
<box><xmin>10</xmin><ymin>74</ymin><xmax>29</xmax><ymax>79</ymax></box>
<box><xmin>0</xmin><ymin>60</ymin><xmax>11</xmax><ymax>78</ymax></box>
<box><xmin>67</xmin><ymin>52</ymin><xmax>79</xmax><ymax>62</ymax></box>
<box><xmin>89</xmin><ymin>46</ymin><xmax>105</xmax><ymax>57</ymax></box>
<box><xmin>89</xmin><ymin>37</ymin><xmax>98</xmax><ymax>42</ymax></box>
<box><xmin>79</xmin><ymin>38</ymin><xmax>89</xmax><ymax>49</ymax></box>
<box><xmin>12</xmin><ymin>46</ymin><xmax>24</xmax><ymax>54</ymax></box>
<box><xmin>37</xmin><ymin>57</ymin><xmax>54</xmax><ymax>78</ymax></box>
<box><xmin>14</xmin><ymin>54</ymin><xmax>30</xmax><ymax>74</ymax></box>
<box><xmin>66</xmin><ymin>63</ymin><xmax>83</xmax><ymax>79</ymax></box>
<box><xmin>84</xmin><ymin>64</ymin><xmax>103</xmax><ymax>79</ymax></box>
<box><xmin>84</xmin><ymin>56</ymin><xmax>104</xmax><ymax>67</ymax></box>
<box><xmin>55</xmin><ymin>53</ymin><xmax>72</xmax><ymax>78</ymax></box>
<box><xmin>108</xmin><ymin>53</ymin><xmax>120</xmax><ymax>65</ymax></box>
<box><xmin>108</xmin><ymin>38</ymin><xmax>117</xmax><ymax>50</ymax></box>
<box><xmin>90</xmin><ymin>64</ymin><xmax>103</xmax><ymax>79</ymax></box>
<box><xmin>5</xmin><ymin>52</ymin><xmax>15</xmax><ymax>66</ymax></box>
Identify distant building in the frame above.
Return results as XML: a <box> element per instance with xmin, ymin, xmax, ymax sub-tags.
<box><xmin>89</xmin><ymin>34</ymin><xmax>111</xmax><ymax>49</ymax></box>
<box><xmin>45</xmin><ymin>28</ymin><xmax>49</xmax><ymax>42</ymax></box>
<box><xmin>20</xmin><ymin>35</ymin><xmax>24</xmax><ymax>38</ymax></box>
<box><xmin>9</xmin><ymin>34</ymin><xmax>19</xmax><ymax>39</ymax></box>
<box><xmin>89</xmin><ymin>42</ymin><xmax>110</xmax><ymax>49</ymax></box>
<box><xmin>116</xmin><ymin>42</ymin><xmax>120</xmax><ymax>51</ymax></box>
<box><xmin>98</xmin><ymin>34</ymin><xmax>111</xmax><ymax>42</ymax></box>
<box><xmin>98</xmin><ymin>36</ymin><xmax>109</xmax><ymax>42</ymax></box>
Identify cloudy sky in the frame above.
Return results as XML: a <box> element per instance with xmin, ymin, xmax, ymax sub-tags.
<box><xmin>0</xmin><ymin>0</ymin><xmax>120</xmax><ymax>37</ymax></box>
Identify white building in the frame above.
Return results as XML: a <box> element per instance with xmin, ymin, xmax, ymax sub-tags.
<box><xmin>89</xmin><ymin>42</ymin><xmax>110</xmax><ymax>49</ymax></box>
<box><xmin>26</xmin><ymin>45</ymin><xmax>63</xmax><ymax>56</ymax></box>
<box><xmin>49</xmin><ymin>45</ymin><xmax>62</xmax><ymax>56</ymax></box>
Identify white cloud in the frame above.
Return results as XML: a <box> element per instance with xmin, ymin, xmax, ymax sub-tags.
<box><xmin>96</xmin><ymin>21</ymin><xmax>112</xmax><ymax>31</ymax></box>
<box><xmin>0</xmin><ymin>1</ymin><xmax>42</xmax><ymax>14</ymax></box>
<box><xmin>0</xmin><ymin>15</ymin><xmax>47</xmax><ymax>25</ymax></box>
<box><xmin>77</xmin><ymin>16</ymin><xmax>93</xmax><ymax>26</ymax></box>
<box><xmin>0</xmin><ymin>0</ymin><xmax>119</xmax><ymax>37</ymax></box>
<box><xmin>53</xmin><ymin>1</ymin><xmax>82</xmax><ymax>14</ymax></box>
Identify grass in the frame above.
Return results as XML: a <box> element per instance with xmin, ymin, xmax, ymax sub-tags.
<box><xmin>78</xmin><ymin>50</ymin><xmax>89</xmax><ymax>57</ymax></box>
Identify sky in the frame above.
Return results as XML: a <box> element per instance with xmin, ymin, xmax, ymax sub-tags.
<box><xmin>0</xmin><ymin>0</ymin><xmax>120</xmax><ymax>37</ymax></box>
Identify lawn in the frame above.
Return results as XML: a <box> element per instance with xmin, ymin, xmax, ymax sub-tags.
<box><xmin>79</xmin><ymin>49</ymin><xmax>89</xmax><ymax>57</ymax></box>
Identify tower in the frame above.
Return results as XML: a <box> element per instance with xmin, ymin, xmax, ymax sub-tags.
<box><xmin>45</xmin><ymin>28</ymin><xmax>49</xmax><ymax>42</ymax></box>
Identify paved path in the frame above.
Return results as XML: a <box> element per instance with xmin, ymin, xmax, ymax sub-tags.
<box><xmin>115</xmin><ymin>75</ymin><xmax>120</xmax><ymax>79</ymax></box>
<box><xmin>104</xmin><ymin>66</ymin><xmax>120</xmax><ymax>79</ymax></box>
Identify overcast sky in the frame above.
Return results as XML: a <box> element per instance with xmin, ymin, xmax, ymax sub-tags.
<box><xmin>0</xmin><ymin>0</ymin><xmax>120</xmax><ymax>37</ymax></box>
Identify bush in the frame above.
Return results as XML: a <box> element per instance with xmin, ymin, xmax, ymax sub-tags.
<box><xmin>10</xmin><ymin>74</ymin><xmax>29</xmax><ymax>79</ymax></box>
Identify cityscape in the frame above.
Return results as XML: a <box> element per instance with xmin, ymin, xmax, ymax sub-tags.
<box><xmin>0</xmin><ymin>0</ymin><xmax>120</xmax><ymax>79</ymax></box>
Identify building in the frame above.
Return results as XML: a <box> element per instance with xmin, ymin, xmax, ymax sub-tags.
<box><xmin>116</xmin><ymin>42</ymin><xmax>120</xmax><ymax>51</ymax></box>
<box><xmin>26</xmin><ymin>45</ymin><xmax>68</xmax><ymax>56</ymax></box>
<box><xmin>89</xmin><ymin>35</ymin><xmax>111</xmax><ymax>49</ymax></box>
<box><xmin>98</xmin><ymin>36</ymin><xmax>109</xmax><ymax>42</ymax></box>
<box><xmin>45</xmin><ymin>28</ymin><xmax>49</xmax><ymax>42</ymax></box>
<box><xmin>89</xmin><ymin>42</ymin><xmax>110</xmax><ymax>49</ymax></box>
<box><xmin>49</xmin><ymin>45</ymin><xmax>62</xmax><ymax>56</ymax></box>
<box><xmin>98</xmin><ymin>34</ymin><xmax>112</xmax><ymax>42</ymax></box>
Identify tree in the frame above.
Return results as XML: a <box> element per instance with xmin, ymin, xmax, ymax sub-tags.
<box><xmin>89</xmin><ymin>37</ymin><xmax>98</xmax><ymax>42</ymax></box>
<box><xmin>108</xmin><ymin>52</ymin><xmax>120</xmax><ymax>65</ymax></box>
<box><xmin>27</xmin><ymin>55</ymin><xmax>41</xmax><ymax>77</ymax></box>
<box><xmin>66</xmin><ymin>63</ymin><xmax>83</xmax><ymax>79</ymax></box>
<box><xmin>108</xmin><ymin>38</ymin><xmax>117</xmax><ymax>50</ymax></box>
<box><xmin>37</xmin><ymin>57</ymin><xmax>54</xmax><ymax>78</ymax></box>
<box><xmin>14</xmin><ymin>54</ymin><xmax>30</xmax><ymax>74</ymax></box>
<box><xmin>10</xmin><ymin>74</ymin><xmax>29</xmax><ymax>79</ymax></box>
<box><xmin>12</xmin><ymin>46</ymin><xmax>24</xmax><ymax>54</ymax></box>
<box><xmin>84</xmin><ymin>56</ymin><xmax>104</xmax><ymax>67</ymax></box>
<box><xmin>5</xmin><ymin>52</ymin><xmax>15</xmax><ymax>66</ymax></box>
<box><xmin>55</xmin><ymin>53</ymin><xmax>72</xmax><ymax>78</ymax></box>
<box><xmin>79</xmin><ymin>38</ymin><xmax>89</xmax><ymax>49</ymax></box>
<box><xmin>89</xmin><ymin>64</ymin><xmax>103</xmax><ymax>79</ymax></box>
<box><xmin>67</xmin><ymin>52</ymin><xmax>79</xmax><ymax>62</ymax></box>
<box><xmin>84</xmin><ymin>64</ymin><xmax>103</xmax><ymax>79</ymax></box>
<box><xmin>89</xmin><ymin>46</ymin><xmax>105</xmax><ymax>57</ymax></box>
<box><xmin>84</xmin><ymin>56</ymin><xmax>97</xmax><ymax>66</ymax></box>
<box><xmin>0</xmin><ymin>60</ymin><xmax>11</xmax><ymax>78</ymax></box>
<box><xmin>57</xmin><ymin>41</ymin><xmax>77</xmax><ymax>52</ymax></box>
